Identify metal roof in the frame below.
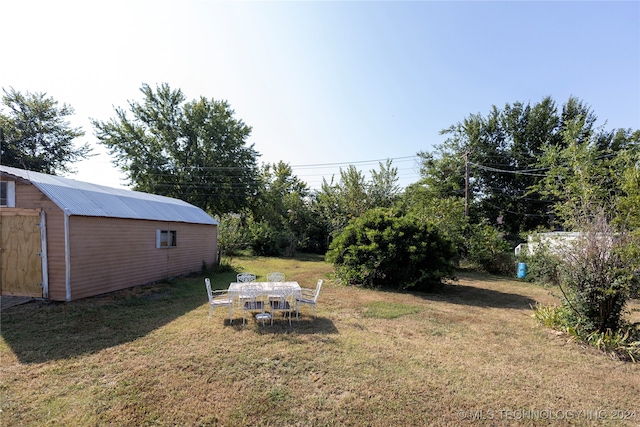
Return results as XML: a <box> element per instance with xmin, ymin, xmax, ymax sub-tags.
<box><xmin>0</xmin><ymin>165</ymin><xmax>218</xmax><ymax>225</ymax></box>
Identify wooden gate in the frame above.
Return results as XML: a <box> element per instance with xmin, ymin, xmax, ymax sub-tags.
<box><xmin>0</xmin><ymin>209</ymin><xmax>43</xmax><ymax>297</ymax></box>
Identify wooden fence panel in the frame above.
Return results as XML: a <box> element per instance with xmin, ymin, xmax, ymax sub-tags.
<box><xmin>0</xmin><ymin>209</ymin><xmax>43</xmax><ymax>297</ymax></box>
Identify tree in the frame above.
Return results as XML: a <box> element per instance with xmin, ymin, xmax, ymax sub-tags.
<box><xmin>617</xmin><ymin>154</ymin><xmax>640</xmax><ymax>295</ymax></box>
<box><xmin>316</xmin><ymin>160</ymin><xmax>401</xmax><ymax>238</ymax></box>
<box><xmin>216</xmin><ymin>213</ymin><xmax>250</xmax><ymax>264</ymax></box>
<box><xmin>92</xmin><ymin>83</ymin><xmax>259</xmax><ymax>215</ymax></box>
<box><xmin>535</xmin><ymin>117</ymin><xmax>619</xmax><ymax>229</ymax></box>
<box><xmin>401</xmin><ymin>183</ymin><xmax>468</xmax><ymax>259</ymax></box>
<box><xmin>368</xmin><ymin>159</ymin><xmax>402</xmax><ymax>208</ymax></box>
<box><xmin>616</xmin><ymin>148</ymin><xmax>640</xmax><ymax>231</ymax></box>
<box><xmin>421</xmin><ymin>96</ymin><xmax>602</xmax><ymax>235</ymax></box>
<box><xmin>317</xmin><ymin>165</ymin><xmax>369</xmax><ymax>235</ymax></box>
<box><xmin>249</xmin><ymin>161</ymin><xmax>321</xmax><ymax>256</ymax></box>
<box><xmin>252</xmin><ymin>161</ymin><xmax>310</xmax><ymax>230</ymax></box>
<box><xmin>0</xmin><ymin>87</ymin><xmax>90</xmax><ymax>174</ymax></box>
<box><xmin>402</xmin><ymin>181</ymin><xmax>515</xmax><ymax>274</ymax></box>
<box><xmin>535</xmin><ymin>120</ymin><xmax>640</xmax><ymax>333</ymax></box>
<box><xmin>419</xmin><ymin>112</ymin><xmax>480</xmax><ymax>200</ymax></box>
<box><xmin>326</xmin><ymin>207</ymin><xmax>457</xmax><ymax>290</ymax></box>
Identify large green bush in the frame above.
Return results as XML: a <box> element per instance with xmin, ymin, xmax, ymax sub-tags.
<box><xmin>326</xmin><ymin>208</ymin><xmax>457</xmax><ymax>290</ymax></box>
<box><xmin>248</xmin><ymin>220</ymin><xmax>286</xmax><ymax>256</ymax></box>
<box><xmin>466</xmin><ymin>221</ymin><xmax>514</xmax><ymax>275</ymax></box>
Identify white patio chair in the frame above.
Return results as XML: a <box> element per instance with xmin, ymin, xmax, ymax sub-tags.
<box><xmin>205</xmin><ymin>278</ymin><xmax>233</xmax><ymax>323</ymax></box>
<box><xmin>266</xmin><ymin>272</ymin><xmax>286</xmax><ymax>282</ymax></box>
<box><xmin>269</xmin><ymin>285</ymin><xmax>295</xmax><ymax>326</ymax></box>
<box><xmin>239</xmin><ymin>283</ymin><xmax>269</xmax><ymax>326</ymax></box>
<box><xmin>236</xmin><ymin>272</ymin><xmax>257</xmax><ymax>283</ymax></box>
<box><xmin>296</xmin><ymin>279</ymin><xmax>322</xmax><ymax>320</ymax></box>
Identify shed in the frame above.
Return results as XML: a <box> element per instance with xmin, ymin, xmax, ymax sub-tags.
<box><xmin>0</xmin><ymin>165</ymin><xmax>218</xmax><ymax>301</ymax></box>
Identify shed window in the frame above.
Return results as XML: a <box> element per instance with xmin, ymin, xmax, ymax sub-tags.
<box><xmin>156</xmin><ymin>230</ymin><xmax>177</xmax><ymax>248</ymax></box>
<box><xmin>0</xmin><ymin>181</ymin><xmax>16</xmax><ymax>207</ymax></box>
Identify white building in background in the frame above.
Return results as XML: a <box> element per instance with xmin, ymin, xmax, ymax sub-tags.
<box><xmin>515</xmin><ymin>232</ymin><xmax>582</xmax><ymax>257</ymax></box>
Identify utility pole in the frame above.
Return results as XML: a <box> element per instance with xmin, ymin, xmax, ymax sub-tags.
<box><xmin>464</xmin><ymin>150</ymin><xmax>470</xmax><ymax>217</ymax></box>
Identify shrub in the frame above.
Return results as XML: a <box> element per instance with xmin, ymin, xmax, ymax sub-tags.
<box><xmin>555</xmin><ymin>217</ymin><xmax>639</xmax><ymax>333</ymax></box>
<box><xmin>518</xmin><ymin>245</ymin><xmax>561</xmax><ymax>285</ymax></box>
<box><xmin>326</xmin><ymin>208</ymin><xmax>457</xmax><ymax>291</ymax></box>
<box><xmin>216</xmin><ymin>213</ymin><xmax>251</xmax><ymax>263</ymax></box>
<box><xmin>582</xmin><ymin>327</ymin><xmax>640</xmax><ymax>362</ymax></box>
<box><xmin>489</xmin><ymin>252</ymin><xmax>517</xmax><ymax>276</ymax></box>
<box><xmin>466</xmin><ymin>221</ymin><xmax>514</xmax><ymax>275</ymax></box>
<box><xmin>248</xmin><ymin>221</ymin><xmax>286</xmax><ymax>256</ymax></box>
<box><xmin>533</xmin><ymin>303</ymin><xmax>640</xmax><ymax>362</ymax></box>
<box><xmin>532</xmin><ymin>302</ymin><xmax>573</xmax><ymax>329</ymax></box>
<box><xmin>528</xmin><ymin>214</ymin><xmax>640</xmax><ymax>335</ymax></box>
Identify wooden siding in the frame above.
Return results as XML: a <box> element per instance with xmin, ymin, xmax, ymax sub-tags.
<box><xmin>68</xmin><ymin>216</ymin><xmax>217</xmax><ymax>300</ymax></box>
<box><xmin>7</xmin><ymin>179</ymin><xmax>67</xmax><ymax>300</ymax></box>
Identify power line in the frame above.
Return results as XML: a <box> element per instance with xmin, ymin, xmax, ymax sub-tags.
<box><xmin>481</xmin><ymin>200</ymin><xmax>551</xmax><ymax>218</ymax></box>
<box><xmin>290</xmin><ymin>155</ymin><xmax>418</xmax><ymax>169</ymax></box>
<box><xmin>122</xmin><ymin>155</ymin><xmax>422</xmax><ymax>191</ymax></box>
<box><xmin>468</xmin><ymin>151</ymin><xmax>620</xmax><ymax>179</ymax></box>
<box><xmin>469</xmin><ymin>162</ymin><xmax>549</xmax><ymax>177</ymax></box>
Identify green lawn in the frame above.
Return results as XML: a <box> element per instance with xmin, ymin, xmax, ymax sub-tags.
<box><xmin>1</xmin><ymin>254</ymin><xmax>639</xmax><ymax>426</ymax></box>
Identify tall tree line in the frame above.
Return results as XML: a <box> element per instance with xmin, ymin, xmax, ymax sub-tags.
<box><xmin>419</xmin><ymin>96</ymin><xmax>639</xmax><ymax>237</ymax></box>
<box><xmin>4</xmin><ymin>85</ymin><xmax>638</xmax><ymax>263</ymax></box>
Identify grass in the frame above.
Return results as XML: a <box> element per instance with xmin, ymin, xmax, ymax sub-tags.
<box><xmin>362</xmin><ymin>301</ymin><xmax>422</xmax><ymax>319</ymax></box>
<box><xmin>1</xmin><ymin>254</ymin><xmax>639</xmax><ymax>426</ymax></box>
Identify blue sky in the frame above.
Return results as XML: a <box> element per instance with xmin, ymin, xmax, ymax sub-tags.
<box><xmin>1</xmin><ymin>1</ymin><xmax>639</xmax><ymax>190</ymax></box>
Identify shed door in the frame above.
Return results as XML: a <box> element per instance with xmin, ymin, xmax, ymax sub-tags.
<box><xmin>0</xmin><ymin>209</ymin><xmax>43</xmax><ymax>297</ymax></box>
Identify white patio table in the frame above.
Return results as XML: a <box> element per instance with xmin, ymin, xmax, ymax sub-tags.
<box><xmin>228</xmin><ymin>282</ymin><xmax>301</xmax><ymax>324</ymax></box>
<box><xmin>228</xmin><ymin>281</ymin><xmax>301</xmax><ymax>295</ymax></box>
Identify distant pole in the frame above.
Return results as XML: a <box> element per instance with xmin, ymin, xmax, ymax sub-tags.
<box><xmin>464</xmin><ymin>150</ymin><xmax>470</xmax><ymax>217</ymax></box>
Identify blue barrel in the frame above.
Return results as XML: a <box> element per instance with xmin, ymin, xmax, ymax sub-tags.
<box><xmin>517</xmin><ymin>262</ymin><xmax>527</xmax><ymax>279</ymax></box>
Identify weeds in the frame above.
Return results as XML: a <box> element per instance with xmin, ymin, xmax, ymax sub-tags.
<box><xmin>533</xmin><ymin>302</ymin><xmax>640</xmax><ymax>362</ymax></box>
<box><xmin>582</xmin><ymin>328</ymin><xmax>640</xmax><ymax>362</ymax></box>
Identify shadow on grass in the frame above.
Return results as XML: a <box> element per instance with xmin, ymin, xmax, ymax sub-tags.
<box><xmin>415</xmin><ymin>282</ymin><xmax>538</xmax><ymax>310</ymax></box>
<box><xmin>223</xmin><ymin>316</ymin><xmax>339</xmax><ymax>335</ymax></box>
<box><xmin>368</xmin><ymin>270</ymin><xmax>538</xmax><ymax>310</ymax></box>
<box><xmin>1</xmin><ymin>270</ymin><xmax>240</xmax><ymax>365</ymax></box>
